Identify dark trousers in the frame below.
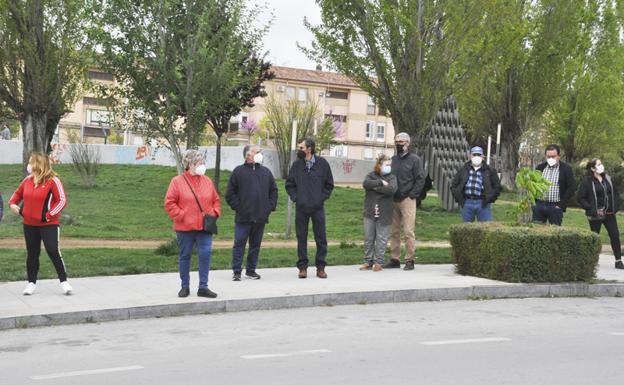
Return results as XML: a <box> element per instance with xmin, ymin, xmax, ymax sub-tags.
<box><xmin>532</xmin><ymin>201</ymin><xmax>564</xmax><ymax>226</ymax></box>
<box><xmin>23</xmin><ymin>224</ymin><xmax>68</xmax><ymax>283</ymax></box>
<box><xmin>232</xmin><ymin>222</ymin><xmax>266</xmax><ymax>273</ymax></box>
<box><xmin>589</xmin><ymin>214</ymin><xmax>622</xmax><ymax>260</ymax></box>
<box><xmin>295</xmin><ymin>207</ymin><xmax>327</xmax><ymax>268</ymax></box>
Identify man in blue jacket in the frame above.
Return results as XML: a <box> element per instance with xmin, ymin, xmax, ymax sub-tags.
<box><xmin>285</xmin><ymin>138</ymin><xmax>334</xmax><ymax>279</ymax></box>
<box><xmin>226</xmin><ymin>145</ymin><xmax>278</xmax><ymax>281</ymax></box>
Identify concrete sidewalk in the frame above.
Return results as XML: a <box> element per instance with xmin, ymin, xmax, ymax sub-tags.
<box><xmin>1</xmin><ymin>255</ymin><xmax>622</xmax><ymax>331</ymax></box>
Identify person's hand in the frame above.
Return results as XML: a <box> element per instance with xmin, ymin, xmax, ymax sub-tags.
<box><xmin>10</xmin><ymin>204</ymin><xmax>20</xmax><ymax>216</ymax></box>
<box><xmin>382</xmin><ymin>180</ymin><xmax>389</xmax><ymax>186</ymax></box>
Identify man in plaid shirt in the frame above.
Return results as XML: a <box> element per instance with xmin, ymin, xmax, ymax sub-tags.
<box><xmin>533</xmin><ymin>144</ymin><xmax>576</xmax><ymax>226</ymax></box>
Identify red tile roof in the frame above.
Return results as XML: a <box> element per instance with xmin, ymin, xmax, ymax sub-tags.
<box><xmin>270</xmin><ymin>66</ymin><xmax>359</xmax><ymax>88</ymax></box>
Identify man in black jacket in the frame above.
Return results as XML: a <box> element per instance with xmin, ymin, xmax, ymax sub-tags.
<box><xmin>285</xmin><ymin>138</ymin><xmax>334</xmax><ymax>279</ymax></box>
<box><xmin>385</xmin><ymin>132</ymin><xmax>425</xmax><ymax>271</ymax></box>
<box><xmin>451</xmin><ymin>146</ymin><xmax>501</xmax><ymax>222</ymax></box>
<box><xmin>226</xmin><ymin>145</ymin><xmax>278</xmax><ymax>281</ymax></box>
<box><xmin>533</xmin><ymin>144</ymin><xmax>575</xmax><ymax>226</ymax></box>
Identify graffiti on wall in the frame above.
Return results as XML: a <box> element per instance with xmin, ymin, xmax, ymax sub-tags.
<box><xmin>342</xmin><ymin>159</ymin><xmax>356</xmax><ymax>174</ymax></box>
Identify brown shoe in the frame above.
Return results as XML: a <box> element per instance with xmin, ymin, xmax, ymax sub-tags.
<box><xmin>359</xmin><ymin>263</ymin><xmax>371</xmax><ymax>270</ymax></box>
<box><xmin>316</xmin><ymin>266</ymin><xmax>327</xmax><ymax>279</ymax></box>
<box><xmin>373</xmin><ymin>263</ymin><xmax>383</xmax><ymax>272</ymax></box>
<box><xmin>298</xmin><ymin>267</ymin><xmax>308</xmax><ymax>279</ymax></box>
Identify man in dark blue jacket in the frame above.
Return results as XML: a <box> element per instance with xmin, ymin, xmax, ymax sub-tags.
<box><xmin>285</xmin><ymin>138</ymin><xmax>334</xmax><ymax>279</ymax></box>
<box><xmin>226</xmin><ymin>145</ymin><xmax>278</xmax><ymax>281</ymax></box>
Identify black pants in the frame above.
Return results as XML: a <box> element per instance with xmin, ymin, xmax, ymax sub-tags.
<box><xmin>23</xmin><ymin>224</ymin><xmax>68</xmax><ymax>283</ymax></box>
<box><xmin>589</xmin><ymin>214</ymin><xmax>622</xmax><ymax>260</ymax></box>
<box><xmin>532</xmin><ymin>201</ymin><xmax>563</xmax><ymax>226</ymax></box>
<box><xmin>295</xmin><ymin>207</ymin><xmax>327</xmax><ymax>268</ymax></box>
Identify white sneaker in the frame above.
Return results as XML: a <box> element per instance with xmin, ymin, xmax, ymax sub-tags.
<box><xmin>23</xmin><ymin>282</ymin><xmax>36</xmax><ymax>295</ymax></box>
<box><xmin>60</xmin><ymin>281</ymin><xmax>73</xmax><ymax>295</ymax></box>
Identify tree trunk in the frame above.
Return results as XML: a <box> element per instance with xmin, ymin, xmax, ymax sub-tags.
<box><xmin>21</xmin><ymin>112</ymin><xmax>48</xmax><ymax>168</ymax></box>
<box><xmin>499</xmin><ymin>140</ymin><xmax>519</xmax><ymax>190</ymax></box>
<box><xmin>213</xmin><ymin>133</ymin><xmax>222</xmax><ymax>193</ymax></box>
<box><xmin>167</xmin><ymin>131</ymin><xmax>184</xmax><ymax>174</ymax></box>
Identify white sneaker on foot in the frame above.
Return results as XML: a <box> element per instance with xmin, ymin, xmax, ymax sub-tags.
<box><xmin>60</xmin><ymin>281</ymin><xmax>73</xmax><ymax>295</ymax></box>
<box><xmin>23</xmin><ymin>282</ymin><xmax>36</xmax><ymax>295</ymax></box>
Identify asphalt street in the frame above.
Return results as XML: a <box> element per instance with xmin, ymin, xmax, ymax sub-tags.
<box><xmin>1</xmin><ymin>297</ymin><xmax>623</xmax><ymax>385</ymax></box>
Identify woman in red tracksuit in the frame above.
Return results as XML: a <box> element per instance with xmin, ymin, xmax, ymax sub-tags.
<box><xmin>10</xmin><ymin>152</ymin><xmax>72</xmax><ymax>296</ymax></box>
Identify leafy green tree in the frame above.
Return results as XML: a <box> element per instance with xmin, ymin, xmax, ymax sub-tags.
<box><xmin>303</xmin><ymin>0</ymin><xmax>487</xmax><ymax>150</ymax></box>
<box><xmin>0</xmin><ymin>0</ymin><xmax>90</xmax><ymax>166</ymax></box>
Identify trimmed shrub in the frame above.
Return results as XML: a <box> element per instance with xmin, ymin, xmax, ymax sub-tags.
<box><xmin>450</xmin><ymin>223</ymin><xmax>601</xmax><ymax>283</ymax></box>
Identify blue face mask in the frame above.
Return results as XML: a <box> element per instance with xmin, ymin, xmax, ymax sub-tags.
<box><xmin>381</xmin><ymin>165</ymin><xmax>392</xmax><ymax>175</ymax></box>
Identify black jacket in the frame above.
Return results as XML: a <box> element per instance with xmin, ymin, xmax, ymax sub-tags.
<box><xmin>535</xmin><ymin>161</ymin><xmax>576</xmax><ymax>211</ymax></box>
<box><xmin>450</xmin><ymin>162</ymin><xmax>501</xmax><ymax>207</ymax></box>
<box><xmin>285</xmin><ymin>155</ymin><xmax>334</xmax><ymax>213</ymax></box>
<box><xmin>391</xmin><ymin>152</ymin><xmax>425</xmax><ymax>202</ymax></box>
<box><xmin>578</xmin><ymin>174</ymin><xmax>620</xmax><ymax>217</ymax></box>
<box><xmin>225</xmin><ymin>163</ymin><xmax>278</xmax><ymax>224</ymax></box>
<box><xmin>363</xmin><ymin>171</ymin><xmax>398</xmax><ymax>225</ymax></box>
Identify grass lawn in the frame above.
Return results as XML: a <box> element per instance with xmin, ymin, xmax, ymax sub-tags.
<box><xmin>0</xmin><ymin>164</ymin><xmax>619</xmax><ymax>244</ymax></box>
<box><xmin>0</xmin><ymin>246</ymin><xmax>453</xmax><ymax>282</ymax></box>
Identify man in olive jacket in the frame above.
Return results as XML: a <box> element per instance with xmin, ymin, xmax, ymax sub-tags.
<box><xmin>285</xmin><ymin>138</ymin><xmax>334</xmax><ymax>279</ymax></box>
<box><xmin>451</xmin><ymin>146</ymin><xmax>502</xmax><ymax>222</ymax></box>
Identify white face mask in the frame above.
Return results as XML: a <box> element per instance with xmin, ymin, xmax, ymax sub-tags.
<box><xmin>26</xmin><ymin>164</ymin><xmax>33</xmax><ymax>174</ymax></box>
<box><xmin>194</xmin><ymin>164</ymin><xmax>207</xmax><ymax>175</ymax></box>
<box><xmin>381</xmin><ymin>165</ymin><xmax>391</xmax><ymax>175</ymax></box>
<box><xmin>595</xmin><ymin>164</ymin><xmax>605</xmax><ymax>174</ymax></box>
<box><xmin>253</xmin><ymin>153</ymin><xmax>263</xmax><ymax>164</ymax></box>
<box><xmin>471</xmin><ymin>156</ymin><xmax>483</xmax><ymax>167</ymax></box>
<box><xmin>546</xmin><ymin>158</ymin><xmax>557</xmax><ymax>167</ymax></box>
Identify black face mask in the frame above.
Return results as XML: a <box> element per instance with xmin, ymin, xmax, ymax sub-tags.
<box><xmin>296</xmin><ymin>150</ymin><xmax>306</xmax><ymax>159</ymax></box>
<box><xmin>395</xmin><ymin>144</ymin><xmax>405</xmax><ymax>154</ymax></box>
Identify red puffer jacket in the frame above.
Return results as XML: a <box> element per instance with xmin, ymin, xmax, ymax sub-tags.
<box><xmin>164</xmin><ymin>172</ymin><xmax>221</xmax><ymax>232</ymax></box>
<box><xmin>10</xmin><ymin>175</ymin><xmax>67</xmax><ymax>226</ymax></box>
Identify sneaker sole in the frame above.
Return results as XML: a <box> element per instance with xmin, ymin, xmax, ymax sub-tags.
<box><xmin>245</xmin><ymin>276</ymin><xmax>261</xmax><ymax>280</ymax></box>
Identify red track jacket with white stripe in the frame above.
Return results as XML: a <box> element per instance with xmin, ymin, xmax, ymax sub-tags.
<box><xmin>10</xmin><ymin>175</ymin><xmax>67</xmax><ymax>226</ymax></box>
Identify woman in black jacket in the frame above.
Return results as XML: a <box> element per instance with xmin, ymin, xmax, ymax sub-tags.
<box><xmin>361</xmin><ymin>155</ymin><xmax>398</xmax><ymax>271</ymax></box>
<box><xmin>578</xmin><ymin>158</ymin><xmax>623</xmax><ymax>269</ymax></box>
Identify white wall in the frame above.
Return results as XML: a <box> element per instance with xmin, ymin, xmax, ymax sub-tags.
<box><xmin>0</xmin><ymin>141</ymin><xmax>376</xmax><ymax>183</ymax></box>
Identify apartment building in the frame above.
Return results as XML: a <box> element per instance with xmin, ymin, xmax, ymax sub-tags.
<box><xmin>238</xmin><ymin>66</ymin><xmax>396</xmax><ymax>160</ymax></box>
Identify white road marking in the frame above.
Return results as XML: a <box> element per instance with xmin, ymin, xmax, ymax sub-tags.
<box><xmin>609</xmin><ymin>332</ymin><xmax>624</xmax><ymax>336</ymax></box>
<box><xmin>421</xmin><ymin>337</ymin><xmax>511</xmax><ymax>346</ymax></box>
<box><xmin>30</xmin><ymin>365</ymin><xmax>144</xmax><ymax>380</ymax></box>
<box><xmin>241</xmin><ymin>349</ymin><xmax>332</xmax><ymax>360</ymax></box>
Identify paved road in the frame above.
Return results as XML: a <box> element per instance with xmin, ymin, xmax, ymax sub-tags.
<box><xmin>1</xmin><ymin>298</ymin><xmax>623</xmax><ymax>385</ymax></box>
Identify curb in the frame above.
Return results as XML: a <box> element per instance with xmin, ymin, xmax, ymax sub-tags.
<box><xmin>1</xmin><ymin>283</ymin><xmax>623</xmax><ymax>331</ymax></box>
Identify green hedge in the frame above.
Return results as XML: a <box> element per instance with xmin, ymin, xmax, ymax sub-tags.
<box><xmin>449</xmin><ymin>223</ymin><xmax>601</xmax><ymax>283</ymax></box>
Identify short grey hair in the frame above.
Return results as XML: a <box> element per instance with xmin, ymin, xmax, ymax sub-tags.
<box><xmin>183</xmin><ymin>149</ymin><xmax>205</xmax><ymax>170</ymax></box>
<box><xmin>243</xmin><ymin>144</ymin><xmax>260</xmax><ymax>158</ymax></box>
<box><xmin>395</xmin><ymin>132</ymin><xmax>411</xmax><ymax>142</ymax></box>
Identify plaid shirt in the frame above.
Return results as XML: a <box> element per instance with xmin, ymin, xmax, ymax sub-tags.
<box><xmin>542</xmin><ymin>163</ymin><xmax>560</xmax><ymax>202</ymax></box>
<box><xmin>305</xmin><ymin>155</ymin><xmax>316</xmax><ymax>172</ymax></box>
<box><xmin>464</xmin><ymin>167</ymin><xmax>484</xmax><ymax>198</ymax></box>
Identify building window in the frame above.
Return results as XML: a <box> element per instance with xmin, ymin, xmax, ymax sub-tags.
<box><xmin>326</xmin><ymin>89</ymin><xmax>349</xmax><ymax>100</ymax></box>
<box><xmin>86</xmin><ymin>109</ymin><xmax>112</xmax><ymax>127</ymax></box>
<box><xmin>286</xmin><ymin>86</ymin><xmax>296</xmax><ymax>100</ymax></box>
<box><xmin>83</xmin><ymin>97</ymin><xmax>110</xmax><ymax>107</ymax></box>
<box><xmin>87</xmin><ymin>71</ymin><xmax>114</xmax><ymax>81</ymax></box>
<box><xmin>367</xmin><ymin>96</ymin><xmax>376</xmax><ymax>115</ymax></box>
<box><xmin>376</xmin><ymin>123</ymin><xmax>385</xmax><ymax>141</ymax></box>
<box><xmin>365</xmin><ymin>122</ymin><xmax>374</xmax><ymax>141</ymax></box>
<box><xmin>298</xmin><ymin>88</ymin><xmax>307</xmax><ymax>103</ymax></box>
<box><xmin>363</xmin><ymin>148</ymin><xmax>373</xmax><ymax>160</ymax></box>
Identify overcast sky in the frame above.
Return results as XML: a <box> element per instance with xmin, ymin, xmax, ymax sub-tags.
<box><xmin>251</xmin><ymin>0</ymin><xmax>321</xmax><ymax>70</ymax></box>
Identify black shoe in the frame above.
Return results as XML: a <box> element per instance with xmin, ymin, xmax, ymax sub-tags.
<box><xmin>616</xmin><ymin>260</ymin><xmax>624</xmax><ymax>269</ymax></box>
<box><xmin>197</xmin><ymin>288</ymin><xmax>217</xmax><ymax>298</ymax></box>
<box><xmin>383</xmin><ymin>258</ymin><xmax>401</xmax><ymax>269</ymax></box>
<box><xmin>233</xmin><ymin>272</ymin><xmax>241</xmax><ymax>281</ymax></box>
<box><xmin>245</xmin><ymin>271</ymin><xmax>261</xmax><ymax>280</ymax></box>
<box><xmin>178</xmin><ymin>287</ymin><xmax>190</xmax><ymax>298</ymax></box>
<box><xmin>403</xmin><ymin>260</ymin><xmax>415</xmax><ymax>271</ymax></box>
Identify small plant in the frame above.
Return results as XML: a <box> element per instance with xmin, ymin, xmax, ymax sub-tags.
<box><xmin>69</xmin><ymin>142</ymin><xmax>101</xmax><ymax>188</ymax></box>
<box><xmin>155</xmin><ymin>238</ymin><xmax>179</xmax><ymax>256</ymax></box>
<box><xmin>513</xmin><ymin>167</ymin><xmax>551</xmax><ymax>224</ymax></box>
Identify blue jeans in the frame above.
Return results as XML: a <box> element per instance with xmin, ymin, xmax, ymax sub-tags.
<box><xmin>461</xmin><ymin>199</ymin><xmax>493</xmax><ymax>222</ymax></box>
<box><xmin>176</xmin><ymin>231</ymin><xmax>213</xmax><ymax>289</ymax></box>
<box><xmin>532</xmin><ymin>201</ymin><xmax>563</xmax><ymax>226</ymax></box>
<box><xmin>232</xmin><ymin>222</ymin><xmax>266</xmax><ymax>274</ymax></box>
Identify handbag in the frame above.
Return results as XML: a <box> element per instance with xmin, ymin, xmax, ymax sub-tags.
<box><xmin>182</xmin><ymin>175</ymin><xmax>218</xmax><ymax>234</ymax></box>
<box><xmin>588</xmin><ymin>181</ymin><xmax>607</xmax><ymax>221</ymax></box>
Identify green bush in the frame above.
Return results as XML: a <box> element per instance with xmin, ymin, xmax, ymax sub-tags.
<box><xmin>449</xmin><ymin>223</ymin><xmax>601</xmax><ymax>283</ymax></box>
